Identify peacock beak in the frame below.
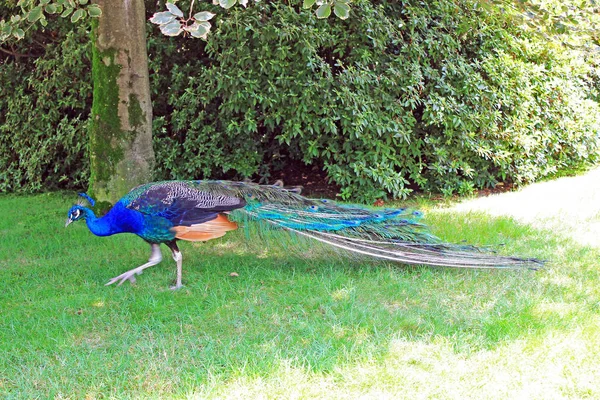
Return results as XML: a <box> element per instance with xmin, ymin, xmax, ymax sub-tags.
<box><xmin>65</xmin><ymin>218</ymin><xmax>73</xmax><ymax>227</ymax></box>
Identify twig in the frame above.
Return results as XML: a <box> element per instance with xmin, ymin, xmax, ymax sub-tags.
<box><xmin>189</xmin><ymin>0</ymin><xmax>196</xmax><ymax>20</ymax></box>
<box><xmin>0</xmin><ymin>46</ymin><xmax>37</xmax><ymax>58</ymax></box>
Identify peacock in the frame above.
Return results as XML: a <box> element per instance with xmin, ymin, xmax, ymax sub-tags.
<box><xmin>65</xmin><ymin>180</ymin><xmax>543</xmax><ymax>289</ymax></box>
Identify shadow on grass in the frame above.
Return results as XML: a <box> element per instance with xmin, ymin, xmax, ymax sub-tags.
<box><xmin>0</xmin><ymin>193</ymin><xmax>598</xmax><ymax>397</ymax></box>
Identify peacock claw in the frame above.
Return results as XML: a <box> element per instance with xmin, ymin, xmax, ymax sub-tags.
<box><xmin>170</xmin><ymin>284</ymin><xmax>183</xmax><ymax>291</ymax></box>
<box><xmin>105</xmin><ymin>269</ymin><xmax>144</xmax><ymax>286</ymax></box>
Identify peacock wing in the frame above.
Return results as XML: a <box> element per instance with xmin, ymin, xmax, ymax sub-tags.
<box><xmin>122</xmin><ymin>181</ymin><xmax>246</xmax><ymax>227</ymax></box>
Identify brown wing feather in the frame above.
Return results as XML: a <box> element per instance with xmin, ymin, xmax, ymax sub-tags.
<box><xmin>172</xmin><ymin>214</ymin><xmax>238</xmax><ymax>242</ymax></box>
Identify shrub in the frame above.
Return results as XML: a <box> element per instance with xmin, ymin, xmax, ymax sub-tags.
<box><xmin>0</xmin><ymin>6</ymin><xmax>91</xmax><ymax>192</ymax></box>
<box><xmin>150</xmin><ymin>0</ymin><xmax>600</xmax><ymax>200</ymax></box>
<box><xmin>1</xmin><ymin>0</ymin><xmax>599</xmax><ymax>201</ymax></box>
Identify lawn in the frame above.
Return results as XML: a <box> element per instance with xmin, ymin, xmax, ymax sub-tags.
<box><xmin>0</xmin><ymin>169</ymin><xmax>599</xmax><ymax>399</ymax></box>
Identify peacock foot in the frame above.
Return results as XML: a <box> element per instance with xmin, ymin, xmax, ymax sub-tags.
<box><xmin>169</xmin><ymin>283</ymin><xmax>184</xmax><ymax>291</ymax></box>
<box><xmin>105</xmin><ymin>267</ymin><xmax>145</xmax><ymax>286</ymax></box>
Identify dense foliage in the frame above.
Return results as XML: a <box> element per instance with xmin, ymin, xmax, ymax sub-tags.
<box><xmin>0</xmin><ymin>12</ymin><xmax>91</xmax><ymax>192</ymax></box>
<box><xmin>1</xmin><ymin>0</ymin><xmax>599</xmax><ymax>199</ymax></box>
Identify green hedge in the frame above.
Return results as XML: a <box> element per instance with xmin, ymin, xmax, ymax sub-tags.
<box><xmin>0</xmin><ymin>14</ymin><xmax>91</xmax><ymax>192</ymax></box>
<box><xmin>2</xmin><ymin>0</ymin><xmax>599</xmax><ymax>200</ymax></box>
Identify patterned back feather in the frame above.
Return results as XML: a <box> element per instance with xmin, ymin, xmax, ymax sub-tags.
<box><xmin>125</xmin><ymin>180</ymin><xmax>542</xmax><ymax>269</ymax></box>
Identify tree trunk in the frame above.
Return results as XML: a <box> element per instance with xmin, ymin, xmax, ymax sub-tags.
<box><xmin>89</xmin><ymin>0</ymin><xmax>155</xmax><ymax>205</ymax></box>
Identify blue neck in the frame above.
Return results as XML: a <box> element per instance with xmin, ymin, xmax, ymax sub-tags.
<box><xmin>83</xmin><ymin>208</ymin><xmax>116</xmax><ymax>237</ymax></box>
<box><xmin>82</xmin><ymin>203</ymin><xmax>143</xmax><ymax>237</ymax></box>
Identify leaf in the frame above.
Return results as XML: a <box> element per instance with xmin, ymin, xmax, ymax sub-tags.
<box><xmin>166</xmin><ymin>2</ymin><xmax>184</xmax><ymax>18</ymax></box>
<box><xmin>239</xmin><ymin>0</ymin><xmax>248</xmax><ymax>7</ymax></box>
<box><xmin>45</xmin><ymin>3</ymin><xmax>57</xmax><ymax>14</ymax></box>
<box><xmin>149</xmin><ymin>11</ymin><xmax>176</xmax><ymax>25</ymax></box>
<box><xmin>1</xmin><ymin>23</ymin><xmax>12</xmax><ymax>35</ymax></box>
<box><xmin>219</xmin><ymin>0</ymin><xmax>237</xmax><ymax>9</ymax></box>
<box><xmin>159</xmin><ymin>20</ymin><xmax>183</xmax><ymax>36</ymax></box>
<box><xmin>315</xmin><ymin>3</ymin><xmax>331</xmax><ymax>19</ymax></box>
<box><xmin>303</xmin><ymin>0</ymin><xmax>316</xmax><ymax>9</ymax></box>
<box><xmin>187</xmin><ymin>21</ymin><xmax>211</xmax><ymax>38</ymax></box>
<box><xmin>27</xmin><ymin>6</ymin><xmax>43</xmax><ymax>22</ymax></box>
<box><xmin>87</xmin><ymin>4</ymin><xmax>102</xmax><ymax>17</ymax></box>
<box><xmin>185</xmin><ymin>21</ymin><xmax>211</xmax><ymax>39</ymax></box>
<box><xmin>71</xmin><ymin>8</ymin><xmax>85</xmax><ymax>22</ymax></box>
<box><xmin>333</xmin><ymin>1</ymin><xmax>350</xmax><ymax>19</ymax></box>
<box><xmin>78</xmin><ymin>0</ymin><xmax>88</xmax><ymax>4</ymax></box>
<box><xmin>61</xmin><ymin>7</ymin><xmax>73</xmax><ymax>17</ymax></box>
<box><xmin>193</xmin><ymin>11</ymin><xmax>215</xmax><ymax>21</ymax></box>
<box><xmin>183</xmin><ymin>22</ymin><xmax>197</xmax><ymax>32</ymax></box>
<box><xmin>13</xmin><ymin>28</ymin><xmax>25</xmax><ymax>40</ymax></box>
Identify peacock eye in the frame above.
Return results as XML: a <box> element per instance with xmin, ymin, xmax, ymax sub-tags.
<box><xmin>73</xmin><ymin>210</ymin><xmax>81</xmax><ymax>218</ymax></box>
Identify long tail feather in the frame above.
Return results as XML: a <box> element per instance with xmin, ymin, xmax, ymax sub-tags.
<box><xmin>210</xmin><ymin>181</ymin><xmax>544</xmax><ymax>270</ymax></box>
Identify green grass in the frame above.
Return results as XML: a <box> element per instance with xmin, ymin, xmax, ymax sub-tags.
<box><xmin>0</xmin><ymin>177</ymin><xmax>599</xmax><ymax>399</ymax></box>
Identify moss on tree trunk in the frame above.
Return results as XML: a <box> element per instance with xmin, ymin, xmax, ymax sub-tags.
<box><xmin>89</xmin><ymin>0</ymin><xmax>155</xmax><ymax>205</ymax></box>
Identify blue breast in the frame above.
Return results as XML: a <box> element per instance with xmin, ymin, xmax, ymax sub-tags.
<box><xmin>137</xmin><ymin>214</ymin><xmax>177</xmax><ymax>243</ymax></box>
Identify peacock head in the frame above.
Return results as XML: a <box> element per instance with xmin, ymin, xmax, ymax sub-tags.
<box><xmin>65</xmin><ymin>205</ymin><xmax>86</xmax><ymax>227</ymax></box>
<box><xmin>65</xmin><ymin>193</ymin><xmax>96</xmax><ymax>227</ymax></box>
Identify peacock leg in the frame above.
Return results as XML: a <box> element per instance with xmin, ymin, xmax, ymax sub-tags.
<box><xmin>166</xmin><ymin>241</ymin><xmax>183</xmax><ymax>290</ymax></box>
<box><xmin>105</xmin><ymin>244</ymin><xmax>163</xmax><ymax>286</ymax></box>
